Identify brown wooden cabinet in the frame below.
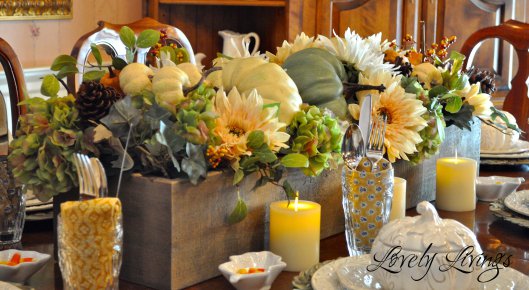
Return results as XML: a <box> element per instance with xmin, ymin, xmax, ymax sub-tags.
<box><xmin>143</xmin><ymin>0</ymin><xmax>305</xmax><ymax>66</ymax></box>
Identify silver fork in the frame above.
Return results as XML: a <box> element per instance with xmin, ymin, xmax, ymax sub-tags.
<box><xmin>366</xmin><ymin>114</ymin><xmax>387</xmax><ymax>170</ymax></box>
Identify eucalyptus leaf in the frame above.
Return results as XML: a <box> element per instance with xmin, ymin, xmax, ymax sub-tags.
<box><xmin>90</xmin><ymin>44</ymin><xmax>103</xmax><ymax>67</ymax></box>
<box><xmin>41</xmin><ymin>75</ymin><xmax>60</xmax><ymax>97</ymax></box>
<box><xmin>100</xmin><ymin>96</ymin><xmax>142</xmax><ymax>137</ymax></box>
<box><xmin>155</xmin><ymin>121</ymin><xmax>183</xmax><ymax>171</ymax></box>
<box><xmin>144</xmin><ymin>103</ymin><xmax>172</xmax><ymax>130</ymax></box>
<box><xmin>136</xmin><ymin>29</ymin><xmax>160</xmax><ymax>48</ymax></box>
<box><xmin>228</xmin><ymin>197</ymin><xmax>247</xmax><ymax>224</ymax></box>
<box><xmin>56</xmin><ymin>65</ymin><xmax>79</xmax><ymax>79</ymax></box>
<box><xmin>50</xmin><ymin>55</ymin><xmax>77</xmax><ymax>71</ymax></box>
<box><xmin>82</xmin><ymin>70</ymin><xmax>106</xmax><ymax>82</ymax></box>
<box><xmin>112</xmin><ymin>57</ymin><xmax>128</xmax><ymax>70</ymax></box>
<box><xmin>181</xmin><ymin>143</ymin><xmax>207</xmax><ymax>185</ymax></box>
<box><xmin>108</xmin><ymin>136</ymin><xmax>134</xmax><ymax>170</ymax></box>
<box><xmin>119</xmin><ymin>26</ymin><xmax>136</xmax><ymax>50</ymax></box>
<box><xmin>280</xmin><ymin>153</ymin><xmax>309</xmax><ymax>168</ymax></box>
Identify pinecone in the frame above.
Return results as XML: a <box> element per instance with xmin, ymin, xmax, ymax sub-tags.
<box><xmin>466</xmin><ymin>66</ymin><xmax>496</xmax><ymax>95</ymax></box>
<box><xmin>75</xmin><ymin>81</ymin><xmax>123</xmax><ymax>124</ymax></box>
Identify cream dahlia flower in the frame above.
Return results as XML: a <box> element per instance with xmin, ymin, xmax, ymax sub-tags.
<box><xmin>456</xmin><ymin>83</ymin><xmax>494</xmax><ymax>117</ymax></box>
<box><xmin>317</xmin><ymin>29</ymin><xmax>395</xmax><ymax>77</ymax></box>
<box><xmin>211</xmin><ymin>88</ymin><xmax>290</xmax><ymax>165</ymax></box>
<box><xmin>372</xmin><ymin>82</ymin><xmax>428</xmax><ymax>162</ymax></box>
<box><xmin>267</xmin><ymin>32</ymin><xmax>322</xmax><ymax>64</ymax></box>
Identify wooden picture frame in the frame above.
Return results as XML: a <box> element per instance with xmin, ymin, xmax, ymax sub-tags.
<box><xmin>0</xmin><ymin>0</ymin><xmax>72</xmax><ymax>20</ymax></box>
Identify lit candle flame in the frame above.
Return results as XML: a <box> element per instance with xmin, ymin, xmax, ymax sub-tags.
<box><xmin>294</xmin><ymin>191</ymin><xmax>299</xmax><ymax>212</ymax></box>
<box><xmin>455</xmin><ymin>148</ymin><xmax>458</xmax><ymax>159</ymax></box>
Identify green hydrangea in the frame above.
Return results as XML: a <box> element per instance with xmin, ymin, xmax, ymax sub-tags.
<box><xmin>286</xmin><ymin>105</ymin><xmax>342</xmax><ymax>176</ymax></box>
<box><xmin>8</xmin><ymin>95</ymin><xmax>98</xmax><ymax>201</ymax></box>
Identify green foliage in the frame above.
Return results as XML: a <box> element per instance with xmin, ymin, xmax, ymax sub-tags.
<box><xmin>8</xmin><ymin>95</ymin><xmax>98</xmax><ymax>201</ymax></box>
<box><xmin>41</xmin><ymin>75</ymin><xmax>60</xmax><ymax>97</ymax></box>
<box><xmin>286</xmin><ymin>105</ymin><xmax>342</xmax><ymax>176</ymax></box>
<box><xmin>228</xmin><ymin>191</ymin><xmax>248</xmax><ymax>224</ymax></box>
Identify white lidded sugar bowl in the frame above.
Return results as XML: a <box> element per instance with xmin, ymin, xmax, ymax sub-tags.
<box><xmin>368</xmin><ymin>201</ymin><xmax>483</xmax><ymax>290</ymax></box>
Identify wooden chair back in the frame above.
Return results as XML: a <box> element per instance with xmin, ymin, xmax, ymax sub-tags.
<box><xmin>0</xmin><ymin>38</ymin><xmax>27</xmax><ymax>135</ymax></box>
<box><xmin>67</xmin><ymin>17</ymin><xmax>195</xmax><ymax>93</ymax></box>
<box><xmin>460</xmin><ymin>20</ymin><xmax>529</xmax><ymax>134</ymax></box>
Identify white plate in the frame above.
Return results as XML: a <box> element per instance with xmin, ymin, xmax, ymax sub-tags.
<box><xmin>504</xmin><ymin>190</ymin><xmax>529</xmax><ymax>217</ymax></box>
<box><xmin>481</xmin><ymin>140</ymin><xmax>529</xmax><ymax>155</ymax></box>
<box><xmin>311</xmin><ymin>255</ymin><xmax>529</xmax><ymax>290</ymax></box>
<box><xmin>25</xmin><ymin>203</ymin><xmax>53</xmax><ymax>213</ymax></box>
<box><xmin>0</xmin><ymin>281</ymin><xmax>21</xmax><ymax>290</ymax></box>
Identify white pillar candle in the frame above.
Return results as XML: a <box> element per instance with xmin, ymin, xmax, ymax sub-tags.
<box><xmin>270</xmin><ymin>199</ymin><xmax>320</xmax><ymax>272</ymax></box>
<box><xmin>436</xmin><ymin>157</ymin><xmax>477</xmax><ymax>211</ymax></box>
<box><xmin>390</xmin><ymin>177</ymin><xmax>407</xmax><ymax>221</ymax></box>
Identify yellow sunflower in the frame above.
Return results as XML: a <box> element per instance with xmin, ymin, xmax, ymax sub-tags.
<box><xmin>210</xmin><ymin>87</ymin><xmax>290</xmax><ymax>168</ymax></box>
<box><xmin>373</xmin><ymin>82</ymin><xmax>428</xmax><ymax>162</ymax></box>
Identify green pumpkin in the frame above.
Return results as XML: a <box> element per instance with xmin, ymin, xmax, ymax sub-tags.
<box><xmin>283</xmin><ymin>48</ymin><xmax>348</xmax><ymax>118</ymax></box>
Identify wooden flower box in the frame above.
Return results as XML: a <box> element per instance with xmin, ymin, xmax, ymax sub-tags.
<box><xmin>115</xmin><ymin>168</ymin><xmax>343</xmax><ymax>289</ymax></box>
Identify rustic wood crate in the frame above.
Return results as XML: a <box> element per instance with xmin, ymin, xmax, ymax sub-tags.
<box><xmin>115</xmin><ymin>168</ymin><xmax>343</xmax><ymax>289</ymax></box>
<box><xmin>394</xmin><ymin>118</ymin><xmax>481</xmax><ymax>209</ymax></box>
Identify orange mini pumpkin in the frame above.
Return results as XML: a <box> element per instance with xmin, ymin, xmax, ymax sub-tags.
<box><xmin>100</xmin><ymin>69</ymin><xmax>123</xmax><ymax>94</ymax></box>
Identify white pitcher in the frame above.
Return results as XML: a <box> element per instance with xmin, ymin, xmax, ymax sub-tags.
<box><xmin>218</xmin><ymin>30</ymin><xmax>260</xmax><ymax>57</ymax></box>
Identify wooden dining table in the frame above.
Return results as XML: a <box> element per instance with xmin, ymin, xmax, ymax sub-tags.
<box><xmin>17</xmin><ymin>164</ymin><xmax>529</xmax><ymax>289</ymax></box>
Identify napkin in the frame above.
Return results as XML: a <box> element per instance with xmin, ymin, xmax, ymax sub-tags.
<box><xmin>59</xmin><ymin>197</ymin><xmax>122</xmax><ymax>289</ymax></box>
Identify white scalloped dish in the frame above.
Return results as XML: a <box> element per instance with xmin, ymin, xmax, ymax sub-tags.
<box><xmin>0</xmin><ymin>250</ymin><xmax>51</xmax><ymax>283</ymax></box>
<box><xmin>476</xmin><ymin>176</ymin><xmax>524</xmax><ymax>202</ymax></box>
<box><xmin>218</xmin><ymin>251</ymin><xmax>286</xmax><ymax>290</ymax></box>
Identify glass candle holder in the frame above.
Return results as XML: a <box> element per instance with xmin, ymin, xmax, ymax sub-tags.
<box><xmin>58</xmin><ymin>198</ymin><xmax>122</xmax><ymax>290</ymax></box>
<box><xmin>342</xmin><ymin>160</ymin><xmax>393</xmax><ymax>256</ymax></box>
<box><xmin>0</xmin><ymin>156</ymin><xmax>24</xmax><ymax>248</ymax></box>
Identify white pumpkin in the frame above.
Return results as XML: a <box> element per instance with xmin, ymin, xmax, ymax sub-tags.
<box><xmin>218</xmin><ymin>57</ymin><xmax>302</xmax><ymax>124</ymax></box>
<box><xmin>152</xmin><ymin>66</ymin><xmax>190</xmax><ymax>113</ymax></box>
<box><xmin>176</xmin><ymin>62</ymin><xmax>202</xmax><ymax>87</ymax></box>
<box><xmin>119</xmin><ymin>63</ymin><xmax>154</xmax><ymax>96</ymax></box>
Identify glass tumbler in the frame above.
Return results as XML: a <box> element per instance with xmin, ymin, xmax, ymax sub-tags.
<box><xmin>342</xmin><ymin>160</ymin><xmax>393</xmax><ymax>256</ymax></box>
<box><xmin>58</xmin><ymin>198</ymin><xmax>123</xmax><ymax>290</ymax></box>
<box><xmin>0</xmin><ymin>156</ymin><xmax>24</xmax><ymax>248</ymax></box>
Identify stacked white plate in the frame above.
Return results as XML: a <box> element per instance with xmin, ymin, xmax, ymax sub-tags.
<box><xmin>25</xmin><ymin>190</ymin><xmax>53</xmax><ymax>221</ymax></box>
<box><xmin>310</xmin><ymin>255</ymin><xmax>529</xmax><ymax>290</ymax></box>
<box><xmin>481</xmin><ymin>140</ymin><xmax>529</xmax><ymax>165</ymax></box>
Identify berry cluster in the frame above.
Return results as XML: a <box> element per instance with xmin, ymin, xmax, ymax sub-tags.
<box><xmin>148</xmin><ymin>29</ymin><xmax>177</xmax><ymax>57</ymax></box>
<box><xmin>426</xmin><ymin>36</ymin><xmax>457</xmax><ymax>59</ymax></box>
<box><xmin>206</xmin><ymin>145</ymin><xmax>229</xmax><ymax>168</ymax></box>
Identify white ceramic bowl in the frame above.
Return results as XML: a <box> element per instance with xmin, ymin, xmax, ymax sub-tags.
<box><xmin>476</xmin><ymin>176</ymin><xmax>524</xmax><ymax>202</ymax></box>
<box><xmin>218</xmin><ymin>251</ymin><xmax>286</xmax><ymax>290</ymax></box>
<box><xmin>0</xmin><ymin>250</ymin><xmax>51</xmax><ymax>283</ymax></box>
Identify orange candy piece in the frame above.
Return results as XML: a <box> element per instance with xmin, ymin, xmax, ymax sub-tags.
<box><xmin>0</xmin><ymin>253</ymin><xmax>35</xmax><ymax>266</ymax></box>
<box><xmin>237</xmin><ymin>267</ymin><xmax>265</xmax><ymax>274</ymax></box>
